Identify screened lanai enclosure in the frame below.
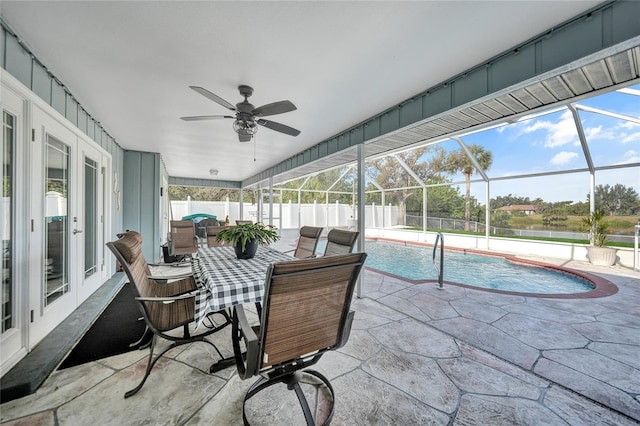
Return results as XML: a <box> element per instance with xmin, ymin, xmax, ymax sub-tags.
<box><xmin>224</xmin><ymin>82</ymin><xmax>639</xmax><ymax>245</ymax></box>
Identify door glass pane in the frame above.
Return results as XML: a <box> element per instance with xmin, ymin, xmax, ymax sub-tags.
<box><xmin>45</xmin><ymin>136</ymin><xmax>69</xmax><ymax>306</ymax></box>
<box><xmin>84</xmin><ymin>157</ymin><xmax>97</xmax><ymax>277</ymax></box>
<box><xmin>2</xmin><ymin>111</ymin><xmax>14</xmax><ymax>332</ymax></box>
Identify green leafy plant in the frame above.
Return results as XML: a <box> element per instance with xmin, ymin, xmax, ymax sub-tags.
<box><xmin>581</xmin><ymin>210</ymin><xmax>609</xmax><ymax>247</ymax></box>
<box><xmin>215</xmin><ymin>222</ymin><xmax>280</xmax><ymax>251</ymax></box>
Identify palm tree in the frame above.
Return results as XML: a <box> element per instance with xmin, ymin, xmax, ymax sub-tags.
<box><xmin>435</xmin><ymin>144</ymin><xmax>492</xmax><ymax>231</ymax></box>
<box><xmin>369</xmin><ymin>147</ymin><xmax>442</xmax><ymax>225</ymax></box>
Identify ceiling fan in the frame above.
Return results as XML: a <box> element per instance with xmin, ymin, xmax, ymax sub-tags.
<box><xmin>180</xmin><ymin>85</ymin><xmax>301</xmax><ymax>142</ymax></box>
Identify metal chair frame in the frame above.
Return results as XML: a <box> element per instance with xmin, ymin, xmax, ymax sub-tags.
<box><xmin>106</xmin><ymin>231</ymin><xmax>231</xmax><ymax>398</ymax></box>
<box><xmin>232</xmin><ymin>252</ymin><xmax>367</xmax><ymax>425</ymax></box>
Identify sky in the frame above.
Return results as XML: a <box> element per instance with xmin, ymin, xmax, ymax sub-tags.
<box><xmin>439</xmin><ymin>83</ymin><xmax>640</xmax><ymax>203</ymax></box>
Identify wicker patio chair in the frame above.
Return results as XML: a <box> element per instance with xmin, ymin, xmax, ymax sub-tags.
<box><xmin>232</xmin><ymin>252</ymin><xmax>367</xmax><ymax>425</ymax></box>
<box><xmin>206</xmin><ymin>225</ymin><xmax>227</xmax><ymax>247</ymax></box>
<box><xmin>195</xmin><ymin>218</ymin><xmax>219</xmax><ymax>245</ymax></box>
<box><xmin>106</xmin><ymin>231</ymin><xmax>231</xmax><ymax>398</ymax></box>
<box><xmin>323</xmin><ymin>228</ymin><xmax>359</xmax><ymax>256</ymax></box>
<box><xmin>168</xmin><ymin>220</ymin><xmax>198</xmax><ymax>262</ymax></box>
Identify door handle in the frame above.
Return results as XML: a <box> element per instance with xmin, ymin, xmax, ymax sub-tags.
<box><xmin>73</xmin><ymin>229</ymin><xmax>83</xmax><ymax>235</ymax></box>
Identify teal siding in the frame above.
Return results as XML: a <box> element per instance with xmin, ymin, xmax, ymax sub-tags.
<box><xmin>51</xmin><ymin>80</ymin><xmax>66</xmax><ymax>117</ymax></box>
<box><xmin>4</xmin><ymin>34</ymin><xmax>31</xmax><ymax>88</ymax></box>
<box><xmin>32</xmin><ymin>61</ymin><xmax>51</xmax><ymax>103</ymax></box>
<box><xmin>123</xmin><ymin>151</ymin><xmax>161</xmax><ymax>262</ymax></box>
<box><xmin>169</xmin><ymin>176</ymin><xmax>241</xmax><ymax>189</ymax></box>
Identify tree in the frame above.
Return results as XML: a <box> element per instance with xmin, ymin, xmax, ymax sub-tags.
<box><xmin>590</xmin><ymin>183</ymin><xmax>639</xmax><ymax>215</ymax></box>
<box><xmin>490</xmin><ymin>210</ymin><xmax>511</xmax><ymax>229</ymax></box>
<box><xmin>368</xmin><ymin>147</ymin><xmax>444</xmax><ymax>225</ymax></box>
<box><xmin>542</xmin><ymin>206</ymin><xmax>569</xmax><ymax>227</ymax></box>
<box><xmin>563</xmin><ymin>201</ymin><xmax>589</xmax><ymax>216</ymax></box>
<box><xmin>420</xmin><ymin>184</ymin><xmax>465</xmax><ymax>219</ymax></box>
<box><xmin>492</xmin><ymin>194</ymin><xmax>531</xmax><ymax>209</ymax></box>
<box><xmin>280</xmin><ymin>168</ymin><xmax>354</xmax><ymax>204</ymax></box>
<box><xmin>434</xmin><ymin>144</ymin><xmax>492</xmax><ymax>230</ymax></box>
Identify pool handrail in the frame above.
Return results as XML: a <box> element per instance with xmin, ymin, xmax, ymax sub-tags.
<box><xmin>433</xmin><ymin>232</ymin><xmax>444</xmax><ymax>289</ymax></box>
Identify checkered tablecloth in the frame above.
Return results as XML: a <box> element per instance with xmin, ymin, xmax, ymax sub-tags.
<box><xmin>192</xmin><ymin>245</ymin><xmax>293</xmax><ymax>327</ymax></box>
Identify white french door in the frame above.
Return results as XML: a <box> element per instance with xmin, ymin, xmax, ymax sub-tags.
<box><xmin>77</xmin><ymin>141</ymin><xmax>107</xmax><ymax>302</ymax></box>
<box><xmin>29</xmin><ymin>106</ymin><xmax>107</xmax><ymax>346</ymax></box>
<box><xmin>29</xmin><ymin>106</ymin><xmax>77</xmax><ymax>345</ymax></box>
<box><xmin>1</xmin><ymin>85</ymin><xmax>27</xmax><ymax>375</ymax></box>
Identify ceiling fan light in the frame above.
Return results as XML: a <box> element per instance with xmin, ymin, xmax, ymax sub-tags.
<box><xmin>233</xmin><ymin>119</ymin><xmax>258</xmax><ymax>135</ymax></box>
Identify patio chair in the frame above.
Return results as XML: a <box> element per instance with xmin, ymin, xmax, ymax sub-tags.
<box><xmin>106</xmin><ymin>231</ymin><xmax>231</xmax><ymax>398</ymax></box>
<box><xmin>206</xmin><ymin>225</ymin><xmax>227</xmax><ymax>247</ymax></box>
<box><xmin>284</xmin><ymin>226</ymin><xmax>323</xmax><ymax>259</ymax></box>
<box><xmin>323</xmin><ymin>228</ymin><xmax>359</xmax><ymax>256</ymax></box>
<box><xmin>236</xmin><ymin>220</ymin><xmax>253</xmax><ymax>225</ymax></box>
<box><xmin>195</xmin><ymin>218</ymin><xmax>219</xmax><ymax>244</ymax></box>
<box><xmin>168</xmin><ymin>220</ymin><xmax>198</xmax><ymax>263</ymax></box>
<box><xmin>232</xmin><ymin>252</ymin><xmax>367</xmax><ymax>425</ymax></box>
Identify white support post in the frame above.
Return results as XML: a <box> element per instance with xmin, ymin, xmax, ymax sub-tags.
<box><xmin>325</xmin><ymin>191</ymin><xmax>329</xmax><ymax>228</ymax></box>
<box><xmin>635</xmin><ymin>224</ymin><xmax>640</xmax><ymax>271</ymax></box>
<box><xmin>313</xmin><ymin>200</ymin><xmax>317</xmax><ymax>226</ymax></box>
<box><xmin>268</xmin><ymin>177</ymin><xmax>274</xmax><ymax>226</ymax></box>
<box><xmin>356</xmin><ymin>143</ymin><xmax>365</xmax><ymax>298</ymax></box>
<box><xmin>297</xmin><ymin>189</ymin><xmax>301</xmax><ymax>229</ymax></box>
<box><xmin>381</xmin><ymin>191</ymin><xmax>385</xmax><ymax>229</ymax></box>
<box><xmin>485</xmin><ymin>181</ymin><xmax>490</xmax><ymax>246</ymax></box>
<box><xmin>372</xmin><ymin>202</ymin><xmax>376</xmax><ymax>227</ymax></box>
<box><xmin>423</xmin><ymin>187</ymin><xmax>428</xmax><ymax>233</ymax></box>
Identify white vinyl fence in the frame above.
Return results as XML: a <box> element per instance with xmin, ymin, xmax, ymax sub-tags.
<box><xmin>170</xmin><ymin>197</ymin><xmax>400</xmax><ymax>230</ymax></box>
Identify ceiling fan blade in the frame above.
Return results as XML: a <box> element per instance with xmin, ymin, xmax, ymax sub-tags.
<box><xmin>180</xmin><ymin>115</ymin><xmax>233</xmax><ymax>121</ymax></box>
<box><xmin>238</xmin><ymin>133</ymin><xmax>252</xmax><ymax>142</ymax></box>
<box><xmin>252</xmin><ymin>100</ymin><xmax>296</xmax><ymax>117</ymax></box>
<box><xmin>189</xmin><ymin>86</ymin><xmax>236</xmax><ymax>111</ymax></box>
<box><xmin>257</xmin><ymin>119</ymin><xmax>301</xmax><ymax>137</ymax></box>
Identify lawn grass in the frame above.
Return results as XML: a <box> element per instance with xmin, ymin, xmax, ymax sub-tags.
<box><xmin>404</xmin><ymin>227</ymin><xmax>633</xmax><ymax>248</ymax></box>
<box><xmin>510</xmin><ymin>214</ymin><xmax>637</xmax><ymax>234</ymax></box>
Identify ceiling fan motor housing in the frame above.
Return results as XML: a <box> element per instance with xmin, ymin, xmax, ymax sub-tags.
<box><xmin>238</xmin><ymin>85</ymin><xmax>254</xmax><ymax>98</ymax></box>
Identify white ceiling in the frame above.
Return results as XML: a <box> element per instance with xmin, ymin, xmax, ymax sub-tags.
<box><xmin>1</xmin><ymin>1</ymin><xmax>603</xmax><ymax>183</ymax></box>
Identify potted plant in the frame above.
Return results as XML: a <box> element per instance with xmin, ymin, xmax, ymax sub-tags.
<box><xmin>215</xmin><ymin>222</ymin><xmax>280</xmax><ymax>259</ymax></box>
<box><xmin>581</xmin><ymin>210</ymin><xmax>617</xmax><ymax>266</ymax></box>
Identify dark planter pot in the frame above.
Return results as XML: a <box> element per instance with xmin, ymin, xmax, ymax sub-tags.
<box><xmin>234</xmin><ymin>238</ymin><xmax>259</xmax><ymax>260</ymax></box>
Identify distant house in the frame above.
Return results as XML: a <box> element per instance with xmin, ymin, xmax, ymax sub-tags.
<box><xmin>497</xmin><ymin>205</ymin><xmax>538</xmax><ymax>215</ymax></box>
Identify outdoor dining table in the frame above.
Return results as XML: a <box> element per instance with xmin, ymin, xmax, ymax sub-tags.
<box><xmin>191</xmin><ymin>245</ymin><xmax>294</xmax><ymax>328</ymax></box>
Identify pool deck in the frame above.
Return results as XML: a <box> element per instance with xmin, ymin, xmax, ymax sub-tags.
<box><xmin>2</xmin><ymin>233</ymin><xmax>639</xmax><ymax>425</ymax></box>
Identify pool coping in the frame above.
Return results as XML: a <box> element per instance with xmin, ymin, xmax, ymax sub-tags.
<box><xmin>365</xmin><ymin>237</ymin><xmax>619</xmax><ymax>299</ymax></box>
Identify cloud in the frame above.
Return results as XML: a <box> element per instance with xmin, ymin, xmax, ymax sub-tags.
<box><xmin>619</xmin><ymin>120</ymin><xmax>640</xmax><ymax>130</ymax></box>
<box><xmin>585</xmin><ymin>125</ymin><xmax>608</xmax><ymax>140</ymax></box>
<box><xmin>621</xmin><ymin>132</ymin><xmax>640</xmax><ymax>144</ymax></box>
<box><xmin>550</xmin><ymin>151</ymin><xmax>579</xmax><ymax>165</ymax></box>
<box><xmin>522</xmin><ymin>110</ymin><xmax>578</xmax><ymax>148</ymax></box>
<box><xmin>615</xmin><ymin>149</ymin><xmax>640</xmax><ymax>164</ymax></box>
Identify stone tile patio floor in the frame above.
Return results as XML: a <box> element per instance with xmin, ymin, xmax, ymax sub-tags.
<box><xmin>2</xmin><ymin>242</ymin><xmax>639</xmax><ymax>425</ymax></box>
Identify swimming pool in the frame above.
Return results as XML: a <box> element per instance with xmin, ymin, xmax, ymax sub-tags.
<box><xmin>316</xmin><ymin>239</ymin><xmax>610</xmax><ymax>296</ymax></box>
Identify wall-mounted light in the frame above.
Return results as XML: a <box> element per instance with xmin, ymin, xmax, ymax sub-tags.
<box><xmin>209</xmin><ymin>169</ymin><xmax>218</xmax><ymax>176</ymax></box>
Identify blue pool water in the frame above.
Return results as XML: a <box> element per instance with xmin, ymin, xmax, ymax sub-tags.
<box><xmin>317</xmin><ymin>240</ymin><xmax>594</xmax><ymax>294</ymax></box>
